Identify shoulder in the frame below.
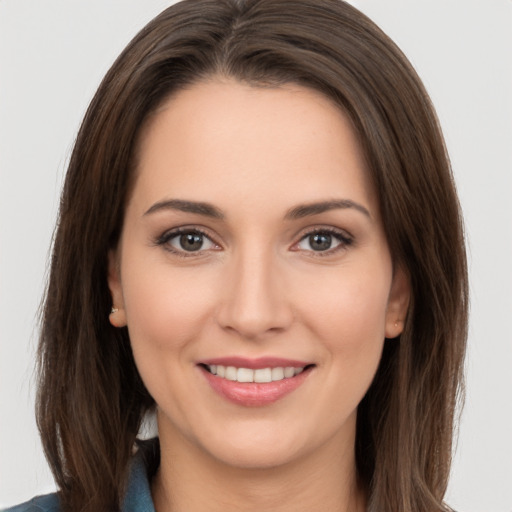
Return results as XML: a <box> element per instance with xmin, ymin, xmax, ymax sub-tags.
<box><xmin>2</xmin><ymin>440</ymin><xmax>159</xmax><ymax>512</ymax></box>
<box><xmin>1</xmin><ymin>493</ymin><xmax>60</xmax><ymax>512</ymax></box>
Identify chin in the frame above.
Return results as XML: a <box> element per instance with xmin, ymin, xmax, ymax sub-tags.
<box><xmin>192</xmin><ymin>418</ymin><xmax>325</xmax><ymax>471</ymax></box>
<box><xmin>209</xmin><ymin>439</ymin><xmax>306</xmax><ymax>470</ymax></box>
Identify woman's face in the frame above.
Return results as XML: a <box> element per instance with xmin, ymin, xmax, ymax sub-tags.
<box><xmin>109</xmin><ymin>79</ymin><xmax>409</xmax><ymax>469</ymax></box>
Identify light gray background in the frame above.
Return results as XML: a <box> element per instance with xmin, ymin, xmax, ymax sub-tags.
<box><xmin>1</xmin><ymin>1</ymin><xmax>511</xmax><ymax>510</ymax></box>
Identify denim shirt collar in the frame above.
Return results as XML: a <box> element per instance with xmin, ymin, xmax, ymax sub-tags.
<box><xmin>122</xmin><ymin>438</ymin><xmax>159</xmax><ymax>512</ymax></box>
<box><xmin>2</xmin><ymin>439</ymin><xmax>160</xmax><ymax>512</ymax></box>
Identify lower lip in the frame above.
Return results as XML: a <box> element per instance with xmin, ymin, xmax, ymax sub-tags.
<box><xmin>199</xmin><ymin>366</ymin><xmax>313</xmax><ymax>407</ymax></box>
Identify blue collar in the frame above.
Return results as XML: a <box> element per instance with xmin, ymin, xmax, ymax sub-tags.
<box><xmin>122</xmin><ymin>438</ymin><xmax>159</xmax><ymax>512</ymax></box>
<box><xmin>3</xmin><ymin>439</ymin><xmax>160</xmax><ymax>512</ymax></box>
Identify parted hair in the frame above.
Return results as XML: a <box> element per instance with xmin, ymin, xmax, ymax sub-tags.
<box><xmin>36</xmin><ymin>0</ymin><xmax>468</xmax><ymax>510</ymax></box>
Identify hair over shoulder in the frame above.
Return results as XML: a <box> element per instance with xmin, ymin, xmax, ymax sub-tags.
<box><xmin>37</xmin><ymin>1</ymin><xmax>468</xmax><ymax>510</ymax></box>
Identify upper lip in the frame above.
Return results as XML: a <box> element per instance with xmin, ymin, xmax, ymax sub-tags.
<box><xmin>198</xmin><ymin>356</ymin><xmax>313</xmax><ymax>369</ymax></box>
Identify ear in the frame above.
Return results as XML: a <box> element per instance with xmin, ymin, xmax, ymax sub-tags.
<box><xmin>385</xmin><ymin>266</ymin><xmax>410</xmax><ymax>339</ymax></box>
<box><xmin>107</xmin><ymin>249</ymin><xmax>127</xmax><ymax>328</ymax></box>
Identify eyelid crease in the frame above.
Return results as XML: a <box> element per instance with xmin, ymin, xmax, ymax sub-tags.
<box><xmin>290</xmin><ymin>226</ymin><xmax>354</xmax><ymax>257</ymax></box>
<box><xmin>154</xmin><ymin>226</ymin><xmax>213</xmax><ymax>244</ymax></box>
<box><xmin>152</xmin><ymin>225</ymin><xmax>354</xmax><ymax>259</ymax></box>
<box><xmin>153</xmin><ymin>226</ymin><xmax>222</xmax><ymax>258</ymax></box>
<box><xmin>295</xmin><ymin>225</ymin><xmax>354</xmax><ymax>242</ymax></box>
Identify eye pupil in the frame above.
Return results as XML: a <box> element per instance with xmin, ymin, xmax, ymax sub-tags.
<box><xmin>180</xmin><ymin>233</ymin><xmax>203</xmax><ymax>251</ymax></box>
<box><xmin>309</xmin><ymin>233</ymin><xmax>332</xmax><ymax>251</ymax></box>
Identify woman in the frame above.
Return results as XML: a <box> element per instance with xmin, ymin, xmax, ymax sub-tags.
<box><xmin>4</xmin><ymin>0</ymin><xmax>468</xmax><ymax>511</ymax></box>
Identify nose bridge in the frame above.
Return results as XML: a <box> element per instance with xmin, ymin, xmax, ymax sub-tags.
<box><xmin>217</xmin><ymin>242</ymin><xmax>292</xmax><ymax>338</ymax></box>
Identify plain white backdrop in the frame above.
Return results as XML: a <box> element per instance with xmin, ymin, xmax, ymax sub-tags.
<box><xmin>1</xmin><ymin>1</ymin><xmax>511</xmax><ymax>510</ymax></box>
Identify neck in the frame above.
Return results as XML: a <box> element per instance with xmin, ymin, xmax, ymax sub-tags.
<box><xmin>152</xmin><ymin>419</ymin><xmax>365</xmax><ymax>512</ymax></box>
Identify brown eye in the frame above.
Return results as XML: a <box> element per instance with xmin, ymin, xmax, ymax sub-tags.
<box><xmin>178</xmin><ymin>233</ymin><xmax>204</xmax><ymax>251</ymax></box>
<box><xmin>163</xmin><ymin>230</ymin><xmax>217</xmax><ymax>253</ymax></box>
<box><xmin>295</xmin><ymin>229</ymin><xmax>353</xmax><ymax>254</ymax></box>
<box><xmin>308</xmin><ymin>233</ymin><xmax>333</xmax><ymax>251</ymax></box>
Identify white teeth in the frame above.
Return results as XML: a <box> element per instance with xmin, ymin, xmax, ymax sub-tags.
<box><xmin>254</xmin><ymin>368</ymin><xmax>272</xmax><ymax>383</ymax></box>
<box><xmin>206</xmin><ymin>364</ymin><xmax>307</xmax><ymax>383</ymax></box>
<box><xmin>225</xmin><ymin>366</ymin><xmax>237</xmax><ymax>381</ymax></box>
<box><xmin>271</xmin><ymin>367</ymin><xmax>284</xmax><ymax>381</ymax></box>
<box><xmin>237</xmin><ymin>367</ymin><xmax>254</xmax><ymax>383</ymax></box>
<box><xmin>284</xmin><ymin>367</ymin><xmax>295</xmax><ymax>378</ymax></box>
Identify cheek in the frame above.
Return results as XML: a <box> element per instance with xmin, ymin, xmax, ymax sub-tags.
<box><xmin>309</xmin><ymin>272</ymin><xmax>391</xmax><ymax>419</ymax></box>
<box><xmin>120</xmin><ymin>259</ymin><xmax>220</xmax><ymax>419</ymax></box>
<box><xmin>299</xmin><ymin>262</ymin><xmax>391</xmax><ymax>361</ymax></box>
<box><xmin>121</xmin><ymin>257</ymin><xmax>216</xmax><ymax>358</ymax></box>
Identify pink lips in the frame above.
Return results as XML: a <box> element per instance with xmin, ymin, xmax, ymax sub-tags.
<box><xmin>198</xmin><ymin>357</ymin><xmax>314</xmax><ymax>407</ymax></box>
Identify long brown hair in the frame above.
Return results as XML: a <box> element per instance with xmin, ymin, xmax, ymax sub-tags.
<box><xmin>37</xmin><ymin>1</ymin><xmax>468</xmax><ymax>510</ymax></box>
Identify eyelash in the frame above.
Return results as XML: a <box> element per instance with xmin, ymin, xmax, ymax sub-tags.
<box><xmin>292</xmin><ymin>227</ymin><xmax>354</xmax><ymax>257</ymax></box>
<box><xmin>154</xmin><ymin>226</ymin><xmax>354</xmax><ymax>258</ymax></box>
<box><xmin>154</xmin><ymin>227</ymin><xmax>219</xmax><ymax>258</ymax></box>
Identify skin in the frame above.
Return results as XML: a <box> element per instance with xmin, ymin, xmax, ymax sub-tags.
<box><xmin>108</xmin><ymin>78</ymin><xmax>409</xmax><ymax>512</ymax></box>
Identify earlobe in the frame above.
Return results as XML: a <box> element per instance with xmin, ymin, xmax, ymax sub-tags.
<box><xmin>385</xmin><ymin>266</ymin><xmax>410</xmax><ymax>339</ymax></box>
<box><xmin>107</xmin><ymin>249</ymin><xmax>127</xmax><ymax>328</ymax></box>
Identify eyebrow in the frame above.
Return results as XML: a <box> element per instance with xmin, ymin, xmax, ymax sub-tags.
<box><xmin>144</xmin><ymin>199</ymin><xmax>225</xmax><ymax>219</ymax></box>
<box><xmin>284</xmin><ymin>199</ymin><xmax>371</xmax><ymax>220</ymax></box>
<box><xmin>144</xmin><ymin>198</ymin><xmax>370</xmax><ymax>221</ymax></box>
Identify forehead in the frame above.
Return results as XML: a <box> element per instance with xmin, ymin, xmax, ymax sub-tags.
<box><xmin>131</xmin><ymin>78</ymin><xmax>377</xmax><ymax>218</ymax></box>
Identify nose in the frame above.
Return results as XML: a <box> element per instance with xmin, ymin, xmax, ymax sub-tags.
<box><xmin>215</xmin><ymin>248</ymin><xmax>294</xmax><ymax>340</ymax></box>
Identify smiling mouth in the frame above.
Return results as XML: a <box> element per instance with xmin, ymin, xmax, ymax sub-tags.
<box><xmin>198</xmin><ymin>361</ymin><xmax>315</xmax><ymax>406</ymax></box>
<box><xmin>200</xmin><ymin>364</ymin><xmax>315</xmax><ymax>383</ymax></box>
